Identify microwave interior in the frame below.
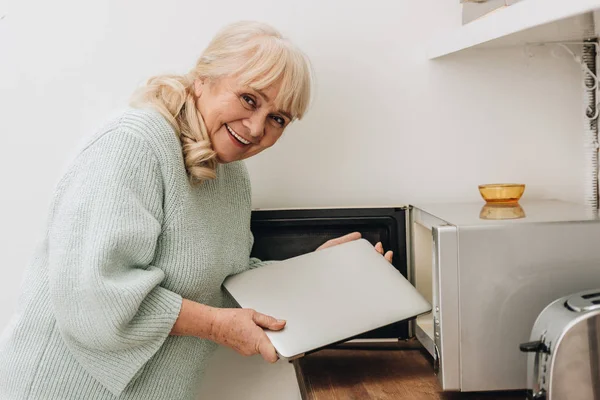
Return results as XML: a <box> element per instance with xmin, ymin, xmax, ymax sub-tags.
<box><xmin>249</xmin><ymin>207</ymin><xmax>415</xmax><ymax>340</ymax></box>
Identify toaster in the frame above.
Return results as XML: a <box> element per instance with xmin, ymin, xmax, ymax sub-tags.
<box><xmin>521</xmin><ymin>289</ymin><xmax>600</xmax><ymax>400</ymax></box>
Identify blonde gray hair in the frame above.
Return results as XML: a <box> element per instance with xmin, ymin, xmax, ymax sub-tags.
<box><xmin>131</xmin><ymin>21</ymin><xmax>313</xmax><ymax>184</ymax></box>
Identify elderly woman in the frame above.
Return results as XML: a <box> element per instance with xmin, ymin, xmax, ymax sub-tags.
<box><xmin>0</xmin><ymin>21</ymin><xmax>392</xmax><ymax>399</ymax></box>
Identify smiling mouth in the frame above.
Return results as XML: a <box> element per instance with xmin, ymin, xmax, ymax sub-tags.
<box><xmin>225</xmin><ymin>124</ymin><xmax>250</xmax><ymax>145</ymax></box>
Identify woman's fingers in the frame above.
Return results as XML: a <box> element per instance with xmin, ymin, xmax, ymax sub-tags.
<box><xmin>252</xmin><ymin>312</ymin><xmax>282</xmax><ymax>363</ymax></box>
<box><xmin>316</xmin><ymin>232</ymin><xmax>362</xmax><ymax>250</ymax></box>
<box><xmin>384</xmin><ymin>250</ymin><xmax>393</xmax><ymax>263</ymax></box>
<box><xmin>257</xmin><ymin>334</ymin><xmax>279</xmax><ymax>363</ymax></box>
<box><xmin>376</xmin><ymin>242</ymin><xmax>393</xmax><ymax>263</ymax></box>
<box><xmin>210</xmin><ymin>308</ymin><xmax>284</xmax><ymax>363</ymax></box>
<box><xmin>252</xmin><ymin>311</ymin><xmax>286</xmax><ymax>331</ymax></box>
<box><xmin>331</xmin><ymin>231</ymin><xmax>361</xmax><ymax>245</ymax></box>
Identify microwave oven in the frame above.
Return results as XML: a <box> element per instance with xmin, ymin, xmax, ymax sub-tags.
<box><xmin>249</xmin><ymin>200</ymin><xmax>600</xmax><ymax>392</ymax></box>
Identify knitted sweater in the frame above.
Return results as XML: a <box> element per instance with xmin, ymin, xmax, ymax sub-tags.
<box><xmin>0</xmin><ymin>108</ymin><xmax>267</xmax><ymax>399</ymax></box>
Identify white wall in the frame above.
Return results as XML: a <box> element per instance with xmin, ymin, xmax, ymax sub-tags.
<box><xmin>0</xmin><ymin>0</ymin><xmax>585</xmax><ymax>333</ymax></box>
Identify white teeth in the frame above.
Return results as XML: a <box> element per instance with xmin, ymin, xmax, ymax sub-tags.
<box><xmin>226</xmin><ymin>125</ymin><xmax>250</xmax><ymax>145</ymax></box>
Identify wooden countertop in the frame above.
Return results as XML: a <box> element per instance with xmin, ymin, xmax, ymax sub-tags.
<box><xmin>292</xmin><ymin>341</ymin><xmax>527</xmax><ymax>400</ymax></box>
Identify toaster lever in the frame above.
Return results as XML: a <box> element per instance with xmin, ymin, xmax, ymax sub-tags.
<box><xmin>519</xmin><ymin>340</ymin><xmax>549</xmax><ymax>354</ymax></box>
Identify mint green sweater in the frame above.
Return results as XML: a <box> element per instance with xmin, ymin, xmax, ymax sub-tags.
<box><xmin>0</xmin><ymin>108</ymin><xmax>268</xmax><ymax>399</ymax></box>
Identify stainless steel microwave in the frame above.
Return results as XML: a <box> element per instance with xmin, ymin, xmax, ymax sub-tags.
<box><xmin>250</xmin><ymin>200</ymin><xmax>600</xmax><ymax>392</ymax></box>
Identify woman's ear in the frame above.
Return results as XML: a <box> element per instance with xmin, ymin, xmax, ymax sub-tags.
<box><xmin>193</xmin><ymin>79</ymin><xmax>205</xmax><ymax>97</ymax></box>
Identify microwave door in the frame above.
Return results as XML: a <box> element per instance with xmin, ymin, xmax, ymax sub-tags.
<box><xmin>413</xmin><ymin>219</ymin><xmax>436</xmax><ymax>357</ymax></box>
<box><xmin>433</xmin><ymin>225</ymin><xmax>460</xmax><ymax>391</ymax></box>
<box><xmin>410</xmin><ymin>207</ymin><xmax>460</xmax><ymax>391</ymax></box>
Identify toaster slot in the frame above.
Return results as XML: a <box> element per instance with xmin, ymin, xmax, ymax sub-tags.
<box><xmin>582</xmin><ymin>292</ymin><xmax>600</xmax><ymax>300</ymax></box>
<box><xmin>566</xmin><ymin>289</ymin><xmax>600</xmax><ymax>312</ymax></box>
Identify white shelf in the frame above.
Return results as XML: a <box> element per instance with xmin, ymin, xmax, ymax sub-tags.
<box><xmin>429</xmin><ymin>0</ymin><xmax>600</xmax><ymax>59</ymax></box>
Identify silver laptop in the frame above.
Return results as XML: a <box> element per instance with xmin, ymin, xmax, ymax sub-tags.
<box><xmin>222</xmin><ymin>238</ymin><xmax>431</xmax><ymax>361</ymax></box>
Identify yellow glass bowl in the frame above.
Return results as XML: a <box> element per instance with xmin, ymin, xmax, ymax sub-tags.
<box><xmin>479</xmin><ymin>204</ymin><xmax>526</xmax><ymax>220</ymax></box>
<box><xmin>478</xmin><ymin>183</ymin><xmax>525</xmax><ymax>204</ymax></box>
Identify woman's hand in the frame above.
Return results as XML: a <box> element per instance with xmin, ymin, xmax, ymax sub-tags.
<box><xmin>375</xmin><ymin>241</ymin><xmax>393</xmax><ymax>263</ymax></box>
<box><xmin>316</xmin><ymin>232</ymin><xmax>362</xmax><ymax>250</ymax></box>
<box><xmin>316</xmin><ymin>232</ymin><xmax>393</xmax><ymax>264</ymax></box>
<box><xmin>208</xmin><ymin>308</ymin><xmax>286</xmax><ymax>363</ymax></box>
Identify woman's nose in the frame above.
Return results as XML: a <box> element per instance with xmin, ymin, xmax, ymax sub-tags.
<box><xmin>243</xmin><ymin>115</ymin><xmax>265</xmax><ymax>140</ymax></box>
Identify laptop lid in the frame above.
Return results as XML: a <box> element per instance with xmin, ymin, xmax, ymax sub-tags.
<box><xmin>223</xmin><ymin>238</ymin><xmax>431</xmax><ymax>361</ymax></box>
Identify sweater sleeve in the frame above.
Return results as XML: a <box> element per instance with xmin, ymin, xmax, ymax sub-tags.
<box><xmin>248</xmin><ymin>257</ymin><xmax>276</xmax><ymax>269</ymax></box>
<box><xmin>247</xmin><ymin>233</ymin><xmax>278</xmax><ymax>270</ymax></box>
<box><xmin>47</xmin><ymin>129</ymin><xmax>183</xmax><ymax>396</ymax></box>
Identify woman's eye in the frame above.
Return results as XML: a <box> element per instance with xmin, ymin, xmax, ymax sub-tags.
<box><xmin>241</xmin><ymin>95</ymin><xmax>256</xmax><ymax>108</ymax></box>
<box><xmin>271</xmin><ymin>115</ymin><xmax>285</xmax><ymax>127</ymax></box>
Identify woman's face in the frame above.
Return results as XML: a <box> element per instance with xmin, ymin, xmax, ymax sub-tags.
<box><xmin>194</xmin><ymin>76</ymin><xmax>292</xmax><ymax>163</ymax></box>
